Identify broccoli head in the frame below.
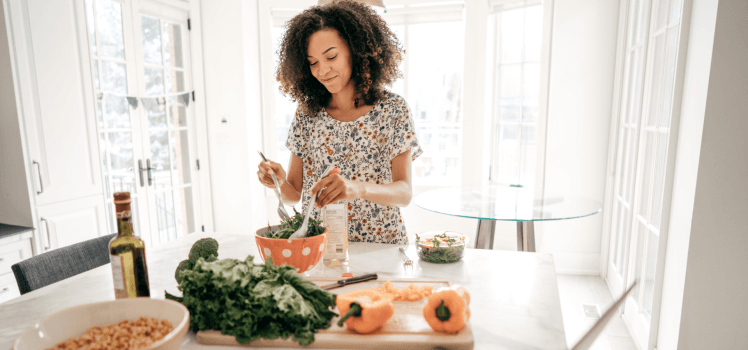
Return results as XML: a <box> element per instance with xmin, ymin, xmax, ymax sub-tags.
<box><xmin>188</xmin><ymin>237</ymin><xmax>219</xmax><ymax>264</ymax></box>
<box><xmin>175</xmin><ymin>259</ymin><xmax>193</xmax><ymax>284</ymax></box>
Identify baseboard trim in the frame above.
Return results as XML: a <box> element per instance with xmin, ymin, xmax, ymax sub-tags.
<box><xmin>547</xmin><ymin>251</ymin><xmax>601</xmax><ymax>275</ymax></box>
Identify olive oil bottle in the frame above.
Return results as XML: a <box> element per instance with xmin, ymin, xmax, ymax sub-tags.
<box><xmin>110</xmin><ymin>192</ymin><xmax>150</xmax><ymax>298</ymax></box>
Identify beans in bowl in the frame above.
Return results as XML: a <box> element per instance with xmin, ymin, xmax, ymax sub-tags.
<box><xmin>48</xmin><ymin>316</ymin><xmax>172</xmax><ymax>350</ymax></box>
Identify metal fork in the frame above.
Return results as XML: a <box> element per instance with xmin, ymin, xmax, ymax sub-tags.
<box><xmin>399</xmin><ymin>247</ymin><xmax>413</xmax><ymax>267</ymax></box>
<box><xmin>258</xmin><ymin>151</ymin><xmax>291</xmax><ymax>221</ymax></box>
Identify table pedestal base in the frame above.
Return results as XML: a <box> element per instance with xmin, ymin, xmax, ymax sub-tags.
<box><xmin>474</xmin><ymin>220</ymin><xmax>496</xmax><ymax>249</ymax></box>
<box><xmin>474</xmin><ymin>220</ymin><xmax>536</xmax><ymax>252</ymax></box>
<box><xmin>517</xmin><ymin>221</ymin><xmax>536</xmax><ymax>252</ymax></box>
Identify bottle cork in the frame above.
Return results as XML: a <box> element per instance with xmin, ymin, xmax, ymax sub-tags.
<box><xmin>113</xmin><ymin>192</ymin><xmax>132</xmax><ymax>213</ymax></box>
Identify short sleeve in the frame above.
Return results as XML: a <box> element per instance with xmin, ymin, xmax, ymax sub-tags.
<box><xmin>387</xmin><ymin>97</ymin><xmax>423</xmax><ymax>161</ymax></box>
<box><xmin>285</xmin><ymin>105</ymin><xmax>308</xmax><ymax>158</ymax></box>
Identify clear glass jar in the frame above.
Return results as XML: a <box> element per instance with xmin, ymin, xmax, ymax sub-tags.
<box><xmin>322</xmin><ymin>201</ymin><xmax>349</xmax><ymax>267</ymax></box>
<box><xmin>415</xmin><ymin>231</ymin><xmax>468</xmax><ymax>263</ymax></box>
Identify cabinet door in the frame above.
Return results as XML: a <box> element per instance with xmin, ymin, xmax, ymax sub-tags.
<box><xmin>36</xmin><ymin>196</ymin><xmax>108</xmax><ymax>252</ymax></box>
<box><xmin>0</xmin><ymin>273</ymin><xmax>21</xmax><ymax>304</ymax></box>
<box><xmin>0</xmin><ymin>233</ymin><xmax>34</xmax><ymax>276</ymax></box>
<box><xmin>0</xmin><ymin>233</ymin><xmax>33</xmax><ymax>303</ymax></box>
<box><xmin>19</xmin><ymin>0</ymin><xmax>102</xmax><ymax>205</ymax></box>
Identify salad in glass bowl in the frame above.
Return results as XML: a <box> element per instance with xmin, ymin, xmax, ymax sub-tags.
<box><xmin>415</xmin><ymin>231</ymin><xmax>469</xmax><ymax>263</ymax></box>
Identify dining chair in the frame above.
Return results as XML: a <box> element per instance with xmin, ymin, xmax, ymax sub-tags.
<box><xmin>11</xmin><ymin>233</ymin><xmax>116</xmax><ymax>294</ymax></box>
<box><xmin>571</xmin><ymin>281</ymin><xmax>637</xmax><ymax>350</ymax></box>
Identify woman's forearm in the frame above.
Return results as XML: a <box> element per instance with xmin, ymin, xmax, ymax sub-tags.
<box><xmin>278</xmin><ymin>154</ymin><xmax>304</xmax><ymax>206</ymax></box>
<box><xmin>357</xmin><ymin>180</ymin><xmax>412</xmax><ymax>207</ymax></box>
<box><xmin>280</xmin><ymin>179</ymin><xmax>302</xmax><ymax>205</ymax></box>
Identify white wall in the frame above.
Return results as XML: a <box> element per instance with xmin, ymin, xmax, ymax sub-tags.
<box><xmin>673</xmin><ymin>0</ymin><xmax>748</xmax><ymax>348</ymax></box>
<box><xmin>0</xmin><ymin>1</ymin><xmax>33</xmax><ymax>227</ymax></box>
<box><xmin>539</xmin><ymin>0</ymin><xmax>619</xmax><ymax>274</ymax></box>
<box><xmin>200</xmin><ymin>0</ymin><xmax>266</xmax><ymax>234</ymax></box>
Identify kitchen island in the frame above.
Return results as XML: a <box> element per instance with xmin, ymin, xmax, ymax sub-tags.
<box><xmin>0</xmin><ymin>233</ymin><xmax>567</xmax><ymax>349</ymax></box>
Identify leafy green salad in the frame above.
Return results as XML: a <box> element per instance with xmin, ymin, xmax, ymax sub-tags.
<box><xmin>166</xmin><ymin>239</ymin><xmax>337</xmax><ymax>346</ymax></box>
<box><xmin>415</xmin><ymin>232</ymin><xmax>467</xmax><ymax>263</ymax></box>
<box><xmin>263</xmin><ymin>209</ymin><xmax>326</xmax><ymax>239</ymax></box>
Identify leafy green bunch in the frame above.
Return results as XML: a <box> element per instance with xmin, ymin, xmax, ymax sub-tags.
<box><xmin>165</xmin><ymin>256</ymin><xmax>337</xmax><ymax>346</ymax></box>
<box><xmin>264</xmin><ymin>209</ymin><xmax>325</xmax><ymax>239</ymax></box>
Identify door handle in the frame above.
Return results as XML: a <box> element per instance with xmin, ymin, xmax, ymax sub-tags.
<box><xmin>41</xmin><ymin>217</ymin><xmax>51</xmax><ymax>251</ymax></box>
<box><xmin>33</xmin><ymin>160</ymin><xmax>44</xmax><ymax>194</ymax></box>
<box><xmin>138</xmin><ymin>160</ymin><xmax>146</xmax><ymax>187</ymax></box>
<box><xmin>138</xmin><ymin>159</ymin><xmax>156</xmax><ymax>187</ymax></box>
<box><xmin>146</xmin><ymin>159</ymin><xmax>153</xmax><ymax>186</ymax></box>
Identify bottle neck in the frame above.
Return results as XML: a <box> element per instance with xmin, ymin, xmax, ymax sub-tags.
<box><xmin>116</xmin><ymin>209</ymin><xmax>134</xmax><ymax>237</ymax></box>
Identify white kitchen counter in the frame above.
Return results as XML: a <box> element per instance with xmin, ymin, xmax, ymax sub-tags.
<box><xmin>0</xmin><ymin>233</ymin><xmax>567</xmax><ymax>349</ymax></box>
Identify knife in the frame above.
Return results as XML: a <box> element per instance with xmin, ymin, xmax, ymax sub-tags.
<box><xmin>319</xmin><ymin>273</ymin><xmax>378</xmax><ymax>290</ymax></box>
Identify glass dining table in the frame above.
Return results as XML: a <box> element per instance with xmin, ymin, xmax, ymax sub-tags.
<box><xmin>414</xmin><ymin>186</ymin><xmax>602</xmax><ymax>252</ymax></box>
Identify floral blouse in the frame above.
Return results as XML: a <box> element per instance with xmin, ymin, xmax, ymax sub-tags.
<box><xmin>286</xmin><ymin>91</ymin><xmax>422</xmax><ymax>244</ymax></box>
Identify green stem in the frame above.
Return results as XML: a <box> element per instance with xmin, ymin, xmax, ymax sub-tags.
<box><xmin>436</xmin><ymin>300</ymin><xmax>451</xmax><ymax>321</ymax></box>
<box><xmin>338</xmin><ymin>302</ymin><xmax>362</xmax><ymax>327</ymax></box>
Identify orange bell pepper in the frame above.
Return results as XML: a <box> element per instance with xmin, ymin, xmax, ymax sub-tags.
<box><xmin>336</xmin><ymin>289</ymin><xmax>394</xmax><ymax>334</ymax></box>
<box><xmin>423</xmin><ymin>284</ymin><xmax>471</xmax><ymax>333</ymax></box>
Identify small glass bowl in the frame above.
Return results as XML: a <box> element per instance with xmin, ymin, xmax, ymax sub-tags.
<box><xmin>415</xmin><ymin>231</ymin><xmax>468</xmax><ymax>263</ymax></box>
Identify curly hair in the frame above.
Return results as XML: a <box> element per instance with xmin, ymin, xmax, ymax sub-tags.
<box><xmin>275</xmin><ymin>0</ymin><xmax>404</xmax><ymax>114</ymax></box>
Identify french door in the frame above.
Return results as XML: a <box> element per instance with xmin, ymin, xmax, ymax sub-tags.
<box><xmin>85</xmin><ymin>0</ymin><xmax>202</xmax><ymax>247</ymax></box>
<box><xmin>606</xmin><ymin>0</ymin><xmax>684</xmax><ymax>348</ymax></box>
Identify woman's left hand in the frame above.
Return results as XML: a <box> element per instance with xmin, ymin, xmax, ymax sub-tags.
<box><xmin>311</xmin><ymin>171</ymin><xmax>363</xmax><ymax>208</ymax></box>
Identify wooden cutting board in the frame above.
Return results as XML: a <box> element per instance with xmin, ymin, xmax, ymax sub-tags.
<box><xmin>196</xmin><ymin>278</ymin><xmax>474</xmax><ymax>349</ymax></box>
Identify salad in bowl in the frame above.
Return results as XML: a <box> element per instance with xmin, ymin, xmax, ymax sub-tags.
<box><xmin>415</xmin><ymin>231</ymin><xmax>468</xmax><ymax>263</ymax></box>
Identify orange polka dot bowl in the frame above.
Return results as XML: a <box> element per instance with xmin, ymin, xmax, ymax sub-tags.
<box><xmin>255</xmin><ymin>225</ymin><xmax>328</xmax><ymax>273</ymax></box>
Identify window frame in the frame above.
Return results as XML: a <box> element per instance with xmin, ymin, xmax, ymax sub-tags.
<box><xmin>600</xmin><ymin>0</ymin><xmax>691</xmax><ymax>349</ymax></box>
<box><xmin>485</xmin><ymin>0</ymin><xmax>549</xmax><ymax>188</ymax></box>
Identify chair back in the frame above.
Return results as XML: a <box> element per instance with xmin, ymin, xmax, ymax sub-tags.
<box><xmin>11</xmin><ymin>234</ymin><xmax>116</xmax><ymax>294</ymax></box>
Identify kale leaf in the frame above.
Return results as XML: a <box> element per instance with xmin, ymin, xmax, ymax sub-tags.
<box><xmin>164</xmin><ymin>256</ymin><xmax>336</xmax><ymax>346</ymax></box>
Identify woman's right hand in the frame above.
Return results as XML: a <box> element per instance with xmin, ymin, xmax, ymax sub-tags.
<box><xmin>257</xmin><ymin>160</ymin><xmax>288</xmax><ymax>189</ymax></box>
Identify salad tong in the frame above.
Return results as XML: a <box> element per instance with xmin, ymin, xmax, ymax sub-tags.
<box><xmin>289</xmin><ymin>165</ymin><xmax>334</xmax><ymax>239</ymax></box>
<box><xmin>258</xmin><ymin>151</ymin><xmax>291</xmax><ymax>221</ymax></box>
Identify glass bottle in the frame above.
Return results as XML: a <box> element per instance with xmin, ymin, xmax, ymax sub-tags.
<box><xmin>322</xmin><ymin>201</ymin><xmax>349</xmax><ymax>267</ymax></box>
<box><xmin>110</xmin><ymin>192</ymin><xmax>150</xmax><ymax>298</ymax></box>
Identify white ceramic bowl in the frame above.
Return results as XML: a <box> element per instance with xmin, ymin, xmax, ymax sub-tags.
<box><xmin>13</xmin><ymin>298</ymin><xmax>189</xmax><ymax>350</ymax></box>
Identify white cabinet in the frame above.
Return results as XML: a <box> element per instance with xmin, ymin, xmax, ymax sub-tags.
<box><xmin>0</xmin><ymin>0</ymin><xmax>109</xmax><ymax>258</ymax></box>
<box><xmin>0</xmin><ymin>232</ymin><xmax>34</xmax><ymax>303</ymax></box>
<box><xmin>0</xmin><ymin>273</ymin><xmax>21</xmax><ymax>304</ymax></box>
<box><xmin>20</xmin><ymin>0</ymin><xmax>103</xmax><ymax>206</ymax></box>
<box><xmin>36</xmin><ymin>196</ymin><xmax>109</xmax><ymax>252</ymax></box>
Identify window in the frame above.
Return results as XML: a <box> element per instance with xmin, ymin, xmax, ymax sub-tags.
<box><xmin>487</xmin><ymin>1</ymin><xmax>544</xmax><ymax>186</ymax></box>
<box><xmin>264</xmin><ymin>2</ymin><xmax>464</xmax><ymax>186</ymax></box>
<box><xmin>271</xmin><ymin>26</ymin><xmax>296</xmax><ymax>165</ymax></box>
<box><xmin>405</xmin><ymin>21</ymin><xmax>464</xmax><ymax>185</ymax></box>
<box><xmin>84</xmin><ymin>0</ymin><xmax>203</xmax><ymax>247</ymax></box>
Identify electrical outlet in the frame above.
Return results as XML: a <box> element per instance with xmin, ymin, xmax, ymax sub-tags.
<box><xmin>582</xmin><ymin>304</ymin><xmax>601</xmax><ymax>319</ymax></box>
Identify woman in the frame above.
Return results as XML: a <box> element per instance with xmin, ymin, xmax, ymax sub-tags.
<box><xmin>257</xmin><ymin>0</ymin><xmax>421</xmax><ymax>244</ymax></box>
